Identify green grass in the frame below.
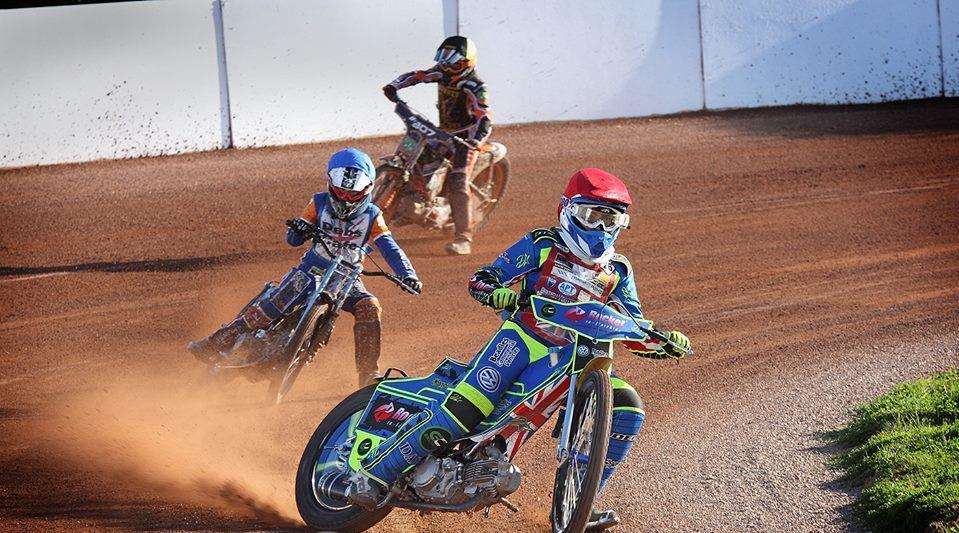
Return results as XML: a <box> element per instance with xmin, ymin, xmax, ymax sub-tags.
<box><xmin>829</xmin><ymin>369</ymin><xmax>959</xmax><ymax>532</ymax></box>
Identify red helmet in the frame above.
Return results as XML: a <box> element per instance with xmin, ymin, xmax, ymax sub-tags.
<box><xmin>556</xmin><ymin>169</ymin><xmax>632</xmax><ymax>263</ymax></box>
<box><xmin>558</xmin><ymin>168</ymin><xmax>632</xmax><ymax>216</ymax></box>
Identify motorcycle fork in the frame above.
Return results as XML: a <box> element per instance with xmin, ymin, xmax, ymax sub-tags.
<box><xmin>310</xmin><ymin>266</ymin><xmax>361</xmax><ymax>355</ymax></box>
<box><xmin>556</xmin><ymin>373</ymin><xmax>578</xmax><ymax>462</ymax></box>
<box><xmin>555</xmin><ymin>356</ymin><xmax>613</xmax><ymax>462</ymax></box>
<box><xmin>286</xmin><ymin>258</ymin><xmax>349</xmax><ymax>349</ymax></box>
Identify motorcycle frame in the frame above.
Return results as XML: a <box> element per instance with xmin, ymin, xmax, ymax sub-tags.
<box><xmin>384</xmin><ymin>101</ymin><xmax>466</xmax><ymax>183</ymax></box>
<box><xmin>285</xmin><ymin>243</ymin><xmax>366</xmax><ymax>354</ymax></box>
<box><xmin>460</xmin><ymin>346</ymin><xmax>613</xmax><ymax>467</ymax></box>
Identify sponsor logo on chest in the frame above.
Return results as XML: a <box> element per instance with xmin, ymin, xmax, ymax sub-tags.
<box><xmin>314</xmin><ymin>211</ymin><xmax>368</xmax><ymax>258</ymax></box>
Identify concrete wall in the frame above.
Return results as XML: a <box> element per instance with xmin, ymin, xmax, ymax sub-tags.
<box><xmin>459</xmin><ymin>0</ymin><xmax>704</xmax><ymax>123</ymax></box>
<box><xmin>222</xmin><ymin>0</ymin><xmax>445</xmax><ymax>148</ymax></box>
<box><xmin>700</xmin><ymin>0</ymin><xmax>944</xmax><ymax>108</ymax></box>
<box><xmin>0</xmin><ymin>1</ymin><xmax>222</xmax><ymax>168</ymax></box>
<box><xmin>943</xmin><ymin>0</ymin><xmax>959</xmax><ymax>97</ymax></box>
<box><xmin>1</xmin><ymin>0</ymin><xmax>955</xmax><ymax>168</ymax></box>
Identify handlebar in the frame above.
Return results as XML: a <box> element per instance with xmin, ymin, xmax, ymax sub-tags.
<box><xmin>285</xmin><ymin>219</ymin><xmax>420</xmax><ymax>296</ymax></box>
<box><xmin>392</xmin><ymin>98</ymin><xmax>474</xmax><ymax>149</ymax></box>
<box><xmin>363</xmin><ymin>270</ymin><xmax>421</xmax><ymax>295</ymax></box>
<box><xmin>503</xmin><ymin>291</ymin><xmax>691</xmax><ymax>357</ymax></box>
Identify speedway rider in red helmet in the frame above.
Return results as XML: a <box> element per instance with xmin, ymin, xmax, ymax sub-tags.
<box><xmin>383</xmin><ymin>35</ymin><xmax>491</xmax><ymax>256</ymax></box>
<box><xmin>349</xmin><ymin>168</ymin><xmax>691</xmax><ymax>529</ymax></box>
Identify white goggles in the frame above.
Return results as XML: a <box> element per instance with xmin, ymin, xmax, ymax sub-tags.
<box><xmin>568</xmin><ymin>203</ymin><xmax>630</xmax><ymax>232</ymax></box>
<box><xmin>328</xmin><ymin>166</ymin><xmax>373</xmax><ymax>192</ymax></box>
<box><xmin>434</xmin><ymin>48</ymin><xmax>465</xmax><ymax>65</ymax></box>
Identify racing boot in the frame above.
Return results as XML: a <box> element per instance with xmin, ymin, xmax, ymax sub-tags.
<box><xmin>445</xmin><ymin>173</ymin><xmax>473</xmax><ymax>255</ymax></box>
<box><xmin>586</xmin><ymin>508</ymin><xmax>621</xmax><ymax>531</ymax></box>
<box><xmin>358</xmin><ymin>370</ymin><xmax>381</xmax><ymax>388</ymax></box>
<box><xmin>187</xmin><ymin>319</ymin><xmax>248</xmax><ymax>363</ymax></box>
<box><xmin>353</xmin><ymin>299</ymin><xmax>382</xmax><ymax>388</ymax></box>
<box><xmin>445</xmin><ymin>238</ymin><xmax>472</xmax><ymax>256</ymax></box>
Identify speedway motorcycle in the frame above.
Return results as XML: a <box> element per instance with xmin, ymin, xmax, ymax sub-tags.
<box><xmin>372</xmin><ymin>98</ymin><xmax>510</xmax><ymax>233</ymax></box>
<box><xmin>294</xmin><ymin>295</ymin><xmax>689</xmax><ymax>532</ymax></box>
<box><xmin>201</xmin><ymin>220</ymin><xmax>419</xmax><ymax>405</ymax></box>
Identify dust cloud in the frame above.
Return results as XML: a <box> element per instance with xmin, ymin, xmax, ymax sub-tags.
<box><xmin>35</xmin><ymin>358</ymin><xmax>312</xmax><ymax>528</ymax></box>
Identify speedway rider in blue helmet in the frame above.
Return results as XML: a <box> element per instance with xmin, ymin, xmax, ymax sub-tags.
<box><xmin>188</xmin><ymin>148</ymin><xmax>422</xmax><ymax>387</ymax></box>
<box><xmin>348</xmin><ymin>168</ymin><xmax>691</xmax><ymax>529</ymax></box>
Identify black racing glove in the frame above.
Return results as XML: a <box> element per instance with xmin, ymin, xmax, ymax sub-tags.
<box><xmin>383</xmin><ymin>84</ymin><xmax>399</xmax><ymax>103</ymax></box>
<box><xmin>286</xmin><ymin>218</ymin><xmax>314</xmax><ymax>237</ymax></box>
<box><xmin>401</xmin><ymin>276</ymin><xmax>423</xmax><ymax>294</ymax></box>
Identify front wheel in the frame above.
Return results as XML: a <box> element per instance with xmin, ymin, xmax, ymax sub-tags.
<box><xmin>295</xmin><ymin>385</ymin><xmax>393</xmax><ymax>532</ymax></box>
<box><xmin>268</xmin><ymin>304</ymin><xmax>327</xmax><ymax>404</ymax></box>
<box><xmin>550</xmin><ymin>368</ymin><xmax>612</xmax><ymax>533</ymax></box>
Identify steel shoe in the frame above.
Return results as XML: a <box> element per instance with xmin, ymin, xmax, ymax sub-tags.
<box><xmin>586</xmin><ymin>508</ymin><xmax>621</xmax><ymax>531</ymax></box>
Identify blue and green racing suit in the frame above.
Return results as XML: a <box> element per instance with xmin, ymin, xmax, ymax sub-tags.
<box><xmin>359</xmin><ymin>227</ymin><xmax>665</xmax><ymax>490</ymax></box>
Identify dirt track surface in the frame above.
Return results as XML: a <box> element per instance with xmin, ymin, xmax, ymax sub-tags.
<box><xmin>2</xmin><ymin>99</ymin><xmax>959</xmax><ymax>532</ymax></box>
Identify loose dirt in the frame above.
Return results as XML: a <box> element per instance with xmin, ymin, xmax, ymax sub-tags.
<box><xmin>1</xmin><ymin>99</ymin><xmax>958</xmax><ymax>531</ymax></box>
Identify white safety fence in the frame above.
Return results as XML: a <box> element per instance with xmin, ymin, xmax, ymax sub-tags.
<box><xmin>0</xmin><ymin>0</ymin><xmax>954</xmax><ymax>168</ymax></box>
<box><xmin>0</xmin><ymin>0</ymin><xmax>222</xmax><ymax>168</ymax></box>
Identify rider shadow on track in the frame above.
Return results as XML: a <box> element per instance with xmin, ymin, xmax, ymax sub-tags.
<box><xmin>0</xmin><ymin>252</ymin><xmax>259</xmax><ymax>278</ymax></box>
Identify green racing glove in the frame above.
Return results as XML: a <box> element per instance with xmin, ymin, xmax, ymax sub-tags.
<box><xmin>663</xmin><ymin>330</ymin><xmax>691</xmax><ymax>358</ymax></box>
<box><xmin>488</xmin><ymin>287</ymin><xmax>518</xmax><ymax>310</ymax></box>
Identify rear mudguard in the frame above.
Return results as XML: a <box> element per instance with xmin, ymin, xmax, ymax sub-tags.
<box><xmin>348</xmin><ymin>357</ymin><xmax>468</xmax><ymax>469</ymax></box>
<box><xmin>472</xmin><ymin>142</ymin><xmax>507</xmax><ymax>176</ymax></box>
<box><xmin>347</xmin><ymin>339</ymin><xmax>586</xmax><ymax>469</ymax></box>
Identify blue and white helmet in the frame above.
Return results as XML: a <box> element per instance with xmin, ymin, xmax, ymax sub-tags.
<box><xmin>327</xmin><ymin>148</ymin><xmax>376</xmax><ymax>219</ymax></box>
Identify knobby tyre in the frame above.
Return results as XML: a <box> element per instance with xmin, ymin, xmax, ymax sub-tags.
<box><xmin>550</xmin><ymin>368</ymin><xmax>612</xmax><ymax>533</ymax></box>
<box><xmin>268</xmin><ymin>303</ymin><xmax>327</xmax><ymax>404</ymax></box>
<box><xmin>372</xmin><ymin>165</ymin><xmax>403</xmax><ymax>224</ymax></box>
<box><xmin>295</xmin><ymin>384</ymin><xmax>392</xmax><ymax>532</ymax></box>
<box><xmin>471</xmin><ymin>156</ymin><xmax>510</xmax><ymax>233</ymax></box>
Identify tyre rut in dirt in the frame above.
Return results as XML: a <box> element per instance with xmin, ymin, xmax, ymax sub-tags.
<box><xmin>551</xmin><ymin>368</ymin><xmax>612</xmax><ymax>533</ymax></box>
<box><xmin>268</xmin><ymin>304</ymin><xmax>327</xmax><ymax>404</ymax></box>
<box><xmin>471</xmin><ymin>157</ymin><xmax>510</xmax><ymax>233</ymax></box>
<box><xmin>295</xmin><ymin>384</ymin><xmax>393</xmax><ymax>532</ymax></box>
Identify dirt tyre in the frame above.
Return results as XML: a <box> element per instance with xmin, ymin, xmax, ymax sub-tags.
<box><xmin>268</xmin><ymin>305</ymin><xmax>327</xmax><ymax>404</ymax></box>
<box><xmin>550</xmin><ymin>368</ymin><xmax>613</xmax><ymax>533</ymax></box>
<box><xmin>471</xmin><ymin>156</ymin><xmax>510</xmax><ymax>233</ymax></box>
<box><xmin>372</xmin><ymin>165</ymin><xmax>404</xmax><ymax>224</ymax></box>
<box><xmin>295</xmin><ymin>384</ymin><xmax>392</xmax><ymax>532</ymax></box>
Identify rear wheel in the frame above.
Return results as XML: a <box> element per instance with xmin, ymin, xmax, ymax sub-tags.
<box><xmin>471</xmin><ymin>156</ymin><xmax>510</xmax><ymax>232</ymax></box>
<box><xmin>295</xmin><ymin>385</ymin><xmax>392</xmax><ymax>532</ymax></box>
<box><xmin>550</xmin><ymin>368</ymin><xmax>612</xmax><ymax>533</ymax></box>
<box><xmin>268</xmin><ymin>303</ymin><xmax>327</xmax><ymax>404</ymax></box>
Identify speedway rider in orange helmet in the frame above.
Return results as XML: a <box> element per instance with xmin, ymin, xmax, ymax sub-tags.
<box><xmin>383</xmin><ymin>35</ymin><xmax>491</xmax><ymax>256</ymax></box>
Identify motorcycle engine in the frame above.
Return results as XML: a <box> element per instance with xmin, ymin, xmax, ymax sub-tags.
<box><xmin>394</xmin><ymin>193</ymin><xmax>451</xmax><ymax>230</ymax></box>
<box><xmin>409</xmin><ymin>446</ymin><xmax>521</xmax><ymax>505</ymax></box>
